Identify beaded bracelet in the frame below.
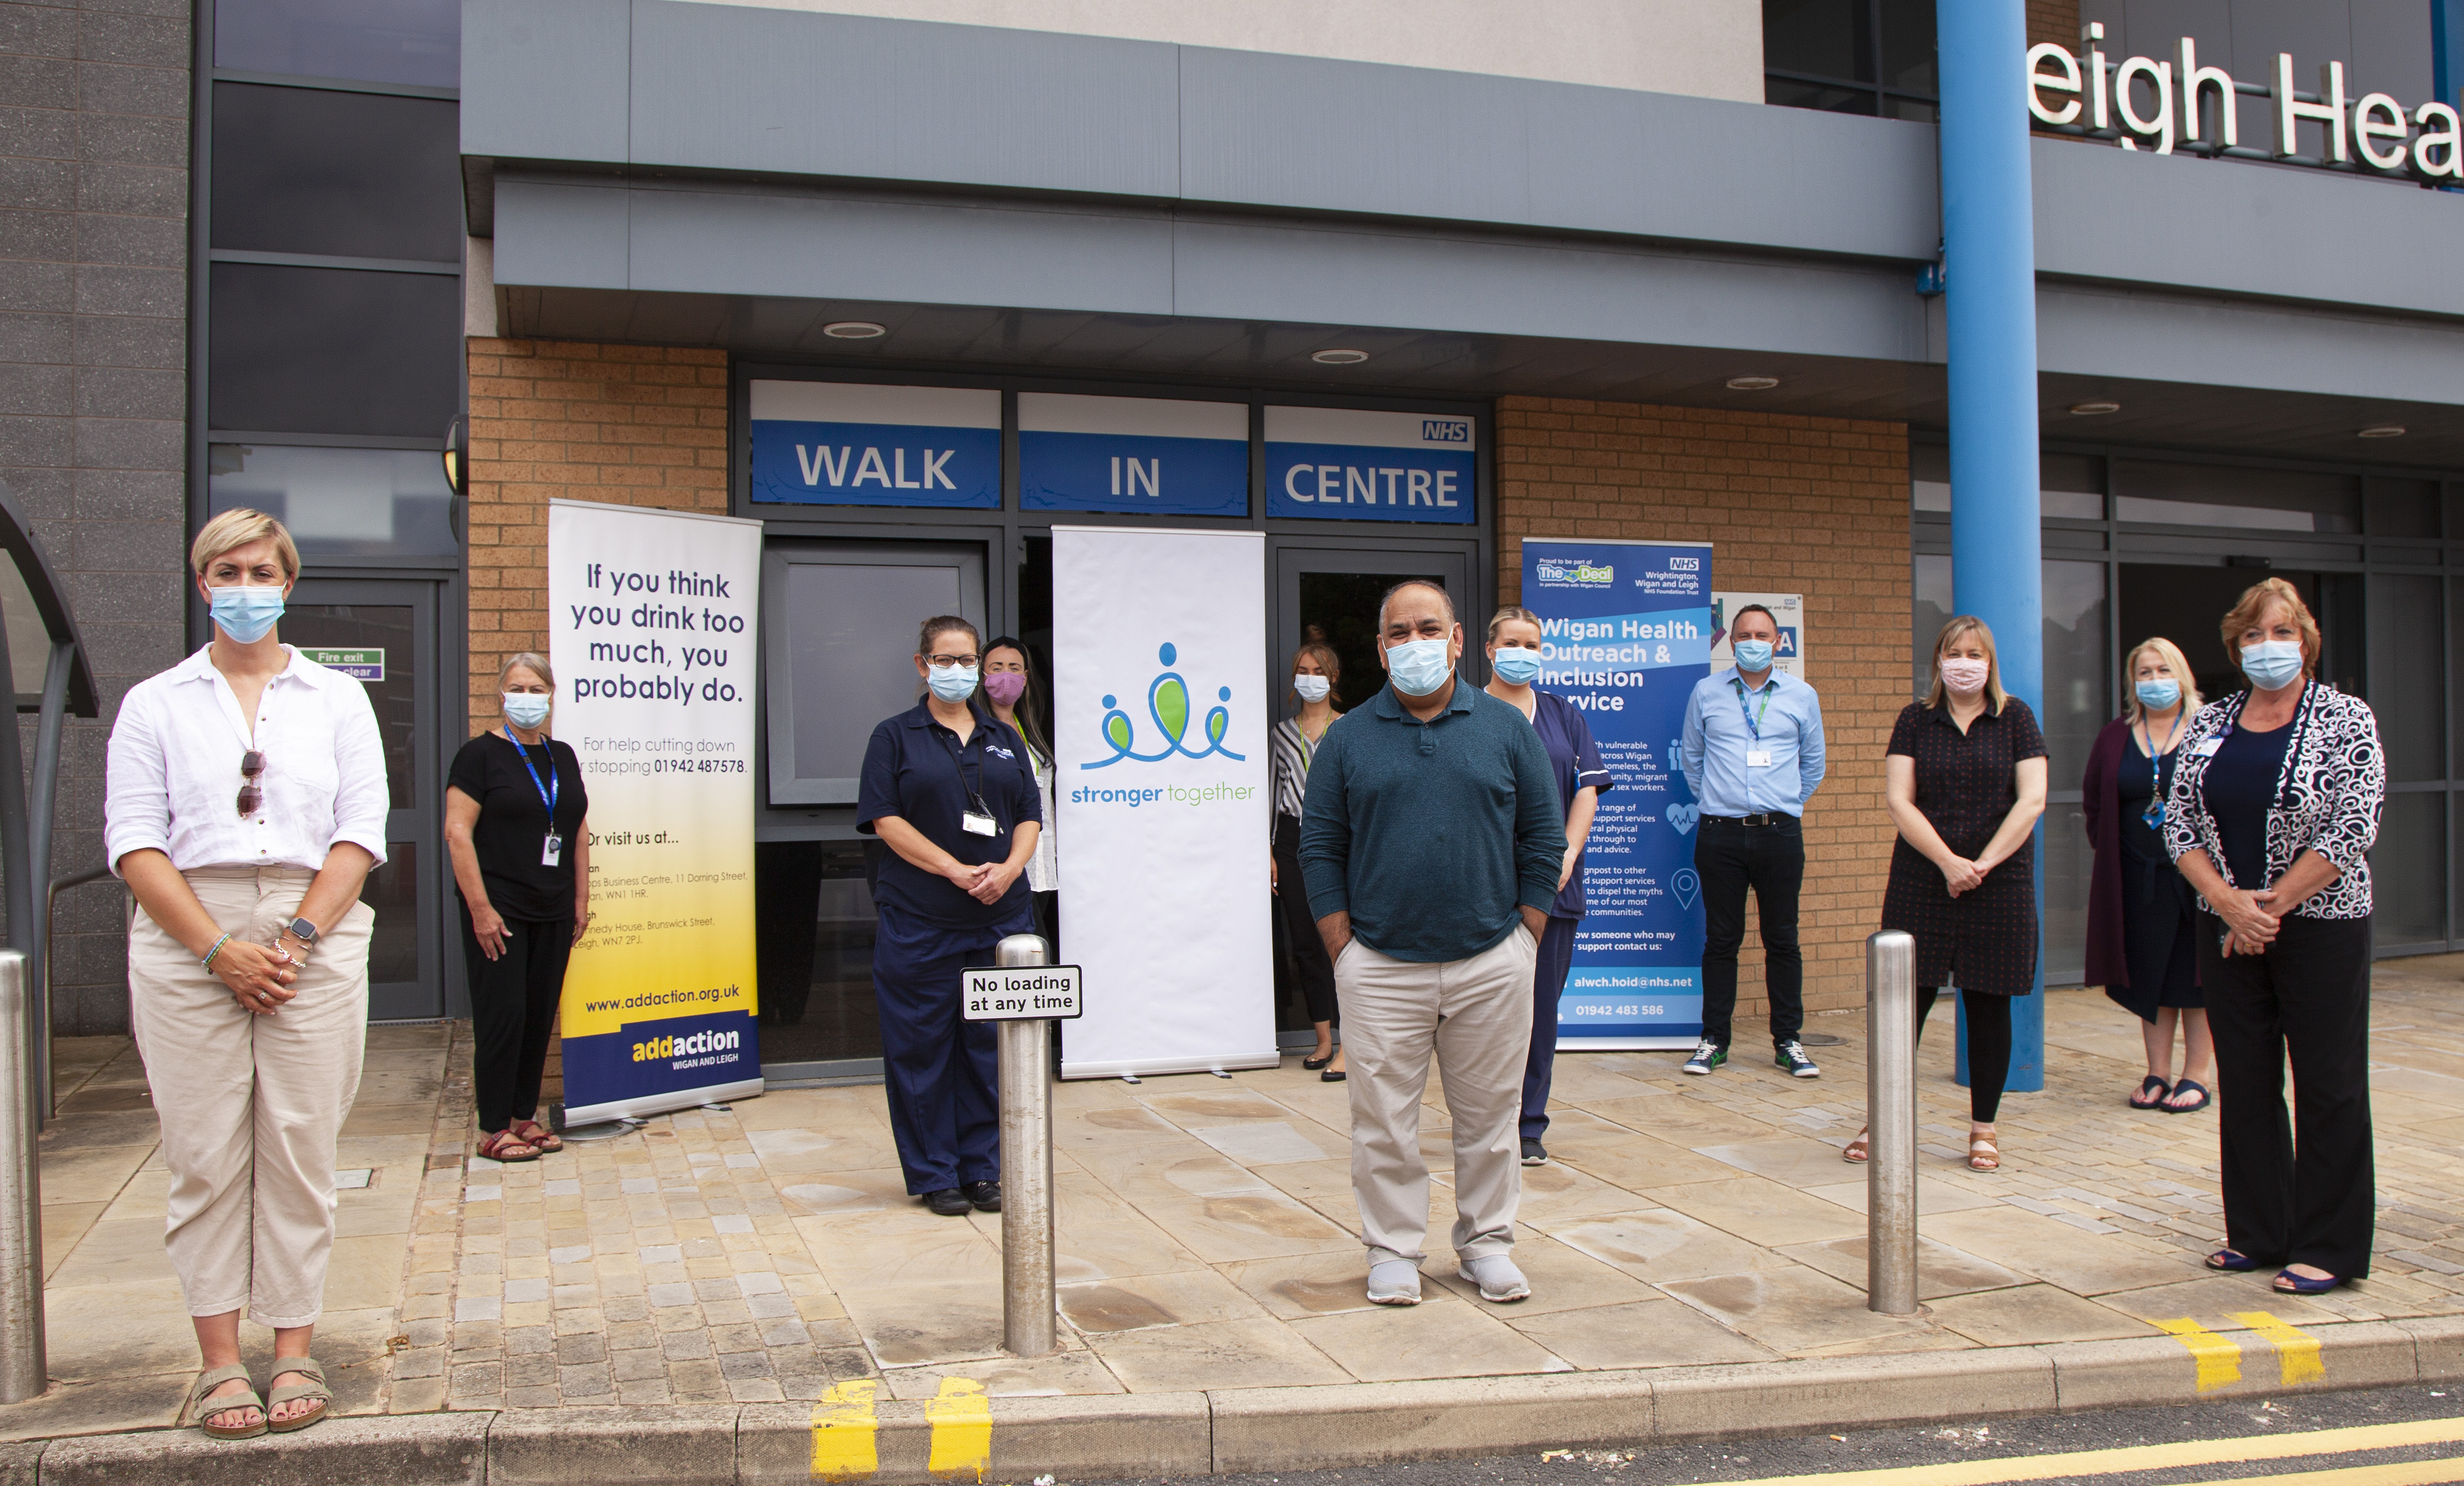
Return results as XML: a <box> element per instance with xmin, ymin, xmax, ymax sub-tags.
<box><xmin>200</xmin><ymin>932</ymin><xmax>232</xmax><ymax>969</ymax></box>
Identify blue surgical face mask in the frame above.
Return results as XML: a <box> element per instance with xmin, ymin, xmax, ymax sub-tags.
<box><xmin>1292</xmin><ymin>674</ymin><xmax>1331</xmax><ymax>703</ymax></box>
<box><xmin>927</xmin><ymin>662</ymin><xmax>979</xmax><ymax>703</ymax></box>
<box><xmin>2241</xmin><ymin>640</ymin><xmax>2304</xmax><ymax>691</ymax></box>
<box><xmin>2134</xmin><ymin>677</ymin><xmax>2180</xmax><ymax>711</ymax></box>
<box><xmin>209</xmin><ymin>585</ymin><xmax>285</xmax><ymax>645</ymax></box>
<box><xmin>1491</xmin><ymin>646</ymin><xmax>1543</xmax><ymax>686</ymax></box>
<box><xmin>503</xmin><ymin>693</ymin><xmax>552</xmax><ymax>729</ymax></box>
<box><xmin>1732</xmin><ymin>639</ymin><xmax>1774</xmax><ymax>672</ymax></box>
<box><xmin>1385</xmin><ymin>636</ymin><xmax>1455</xmax><ymax>697</ymax></box>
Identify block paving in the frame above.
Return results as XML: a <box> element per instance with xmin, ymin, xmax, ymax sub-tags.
<box><xmin>7</xmin><ymin>960</ymin><xmax>2462</xmax><ymax>1440</ymax></box>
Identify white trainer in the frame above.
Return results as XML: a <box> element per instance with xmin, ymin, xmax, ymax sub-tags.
<box><xmin>1366</xmin><ymin>1259</ymin><xmax>1423</xmax><ymax>1306</ymax></box>
<box><xmin>1456</xmin><ymin>1254</ymin><xmax>1531</xmax><ymax>1302</ymax></box>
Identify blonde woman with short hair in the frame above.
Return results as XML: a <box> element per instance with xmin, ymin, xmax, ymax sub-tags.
<box><xmin>105</xmin><ymin>508</ymin><xmax>386</xmax><ymax>1439</ymax></box>
<box><xmin>2081</xmin><ymin>637</ymin><xmax>2212</xmax><ymax>1112</ymax></box>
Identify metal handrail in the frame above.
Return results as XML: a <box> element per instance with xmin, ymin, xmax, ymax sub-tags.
<box><xmin>39</xmin><ymin>867</ymin><xmax>120</xmax><ymax>1126</ymax></box>
<box><xmin>0</xmin><ymin>949</ymin><xmax>45</xmax><ymax>1402</ymax></box>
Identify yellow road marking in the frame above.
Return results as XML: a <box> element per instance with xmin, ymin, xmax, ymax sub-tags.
<box><xmin>2232</xmin><ymin>1310</ymin><xmax>2328</xmax><ymax>1388</ymax></box>
<box><xmin>811</xmin><ymin>1378</ymin><xmax>878</xmax><ymax>1480</ymax></box>
<box><xmin>2167</xmin><ymin>1460</ymin><xmax>2464</xmax><ymax>1486</ymax></box>
<box><xmin>1680</xmin><ymin>1416</ymin><xmax>2464</xmax><ymax>1486</ymax></box>
<box><xmin>2156</xmin><ymin>1316</ymin><xmax>2245</xmax><ymax>1391</ymax></box>
<box><xmin>925</xmin><ymin>1375</ymin><xmax>991</xmax><ymax>1482</ymax></box>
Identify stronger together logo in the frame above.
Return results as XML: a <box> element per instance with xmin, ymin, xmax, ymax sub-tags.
<box><xmin>1082</xmin><ymin>642</ymin><xmax>1246</xmax><ymax>768</ymax></box>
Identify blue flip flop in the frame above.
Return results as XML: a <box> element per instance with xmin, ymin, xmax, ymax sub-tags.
<box><xmin>2275</xmin><ymin>1267</ymin><xmax>2343</xmax><ymax>1294</ymax></box>
<box><xmin>2130</xmin><ymin>1075</ymin><xmax>2172</xmax><ymax>1109</ymax></box>
<box><xmin>2206</xmin><ymin>1249</ymin><xmax>2259</xmax><ymax>1272</ymax></box>
<box><xmin>2163</xmin><ymin>1079</ymin><xmax>2212</xmax><ymax>1113</ymax></box>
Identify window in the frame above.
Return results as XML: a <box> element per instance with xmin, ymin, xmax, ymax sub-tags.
<box><xmin>207</xmin><ymin>444</ymin><xmax>458</xmax><ymax>558</ymax></box>
<box><xmin>1764</xmin><ymin>0</ymin><xmax>1937</xmax><ymax>120</ymax></box>
<box><xmin>211</xmin><ymin>84</ymin><xmax>463</xmax><ymax>261</ymax></box>
<box><xmin>207</xmin><ymin>263</ymin><xmax>461</xmax><ymax>437</ymax></box>
<box><xmin>214</xmin><ymin>0</ymin><xmax>459</xmax><ymax>88</ymax></box>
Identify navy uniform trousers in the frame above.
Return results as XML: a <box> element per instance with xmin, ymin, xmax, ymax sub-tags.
<box><xmin>873</xmin><ymin>901</ymin><xmax>1027</xmax><ymax>1194</ymax></box>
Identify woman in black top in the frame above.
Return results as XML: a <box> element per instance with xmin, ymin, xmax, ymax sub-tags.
<box><xmin>1857</xmin><ymin>616</ymin><xmax>2047</xmax><ymax>1173</ymax></box>
<box><xmin>445</xmin><ymin>653</ymin><xmax>591</xmax><ymax>1163</ymax></box>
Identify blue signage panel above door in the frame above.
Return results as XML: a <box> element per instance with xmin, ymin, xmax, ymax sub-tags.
<box><xmin>1018</xmin><ymin>393</ymin><xmax>1249</xmax><ymax>517</ymax></box>
<box><xmin>1264</xmin><ymin>407</ymin><xmax>1475</xmax><ymax>525</ymax></box>
<box><xmin>749</xmin><ymin>381</ymin><xmax>1001</xmax><ymax>509</ymax></box>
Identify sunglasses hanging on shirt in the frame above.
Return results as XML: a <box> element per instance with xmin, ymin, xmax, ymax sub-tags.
<box><xmin>236</xmin><ymin>749</ymin><xmax>266</xmax><ymax>816</ymax></box>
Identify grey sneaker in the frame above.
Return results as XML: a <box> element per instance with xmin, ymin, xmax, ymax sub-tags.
<box><xmin>1456</xmin><ymin>1254</ymin><xmax>1531</xmax><ymax>1303</ymax></box>
<box><xmin>1366</xmin><ymin>1259</ymin><xmax>1423</xmax><ymax>1306</ymax></box>
<box><xmin>1776</xmin><ymin>1040</ymin><xmax>1821</xmax><ymax>1078</ymax></box>
<box><xmin>1682</xmin><ymin>1039</ymin><xmax>1726</xmax><ymax>1075</ymax></box>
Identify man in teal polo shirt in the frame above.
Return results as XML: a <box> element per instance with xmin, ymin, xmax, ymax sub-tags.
<box><xmin>1299</xmin><ymin>581</ymin><xmax>1567</xmax><ymax>1308</ymax></box>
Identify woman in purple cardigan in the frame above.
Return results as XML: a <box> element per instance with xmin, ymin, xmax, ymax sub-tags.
<box><xmin>2080</xmin><ymin>637</ymin><xmax>2211</xmax><ymax>1113</ymax></box>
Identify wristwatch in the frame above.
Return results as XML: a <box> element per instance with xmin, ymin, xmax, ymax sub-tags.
<box><xmin>285</xmin><ymin>917</ymin><xmax>321</xmax><ymax>948</ymax></box>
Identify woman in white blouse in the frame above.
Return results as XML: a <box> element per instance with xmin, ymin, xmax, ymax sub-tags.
<box><xmin>104</xmin><ymin>509</ymin><xmax>387</xmax><ymax>1440</ymax></box>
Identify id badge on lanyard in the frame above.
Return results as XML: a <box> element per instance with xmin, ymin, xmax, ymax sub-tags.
<box><xmin>948</xmin><ymin>730</ymin><xmax>999</xmax><ymax>836</ymax></box>
<box><xmin>508</xmin><ymin>730</ymin><xmax>564</xmax><ymax>865</ymax></box>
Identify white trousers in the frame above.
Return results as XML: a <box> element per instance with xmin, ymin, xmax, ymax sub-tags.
<box><xmin>129</xmin><ymin>866</ymin><xmax>372</xmax><ymax>1327</ymax></box>
<box><xmin>1335</xmin><ymin>924</ymin><xmax>1536</xmax><ymax>1266</ymax></box>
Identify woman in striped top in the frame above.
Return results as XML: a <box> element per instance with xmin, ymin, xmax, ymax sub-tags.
<box><xmin>1271</xmin><ymin>641</ymin><xmax>1346</xmax><ymax>1080</ymax></box>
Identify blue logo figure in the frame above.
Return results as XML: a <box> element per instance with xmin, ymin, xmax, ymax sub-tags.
<box><xmin>1084</xmin><ymin>642</ymin><xmax>1245</xmax><ymax>768</ymax></box>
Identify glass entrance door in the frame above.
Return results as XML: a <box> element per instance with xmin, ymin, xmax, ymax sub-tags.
<box><xmin>285</xmin><ymin>578</ymin><xmax>445</xmax><ymax>1020</ymax></box>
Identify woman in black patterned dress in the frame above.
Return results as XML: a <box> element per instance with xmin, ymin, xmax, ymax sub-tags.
<box><xmin>1848</xmin><ymin>616</ymin><xmax>2047</xmax><ymax>1172</ymax></box>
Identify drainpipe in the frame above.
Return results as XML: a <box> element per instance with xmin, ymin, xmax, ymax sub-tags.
<box><xmin>1938</xmin><ymin>0</ymin><xmax>2046</xmax><ymax>1095</ymax></box>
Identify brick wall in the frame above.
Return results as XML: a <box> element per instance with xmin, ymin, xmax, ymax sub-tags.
<box><xmin>463</xmin><ymin>339</ymin><xmax>729</xmax><ymax>726</ymax></box>
<box><xmin>1</xmin><ymin>0</ymin><xmax>193</xmax><ymax>1035</ymax></box>
<box><xmin>1493</xmin><ymin>397</ymin><xmax>1910</xmax><ymax>1019</ymax></box>
<box><xmin>2028</xmin><ymin>0</ymin><xmax>2080</xmax><ymax>49</ymax></box>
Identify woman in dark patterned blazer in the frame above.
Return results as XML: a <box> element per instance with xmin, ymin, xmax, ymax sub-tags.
<box><xmin>2163</xmin><ymin>577</ymin><xmax>2385</xmax><ymax>1295</ymax></box>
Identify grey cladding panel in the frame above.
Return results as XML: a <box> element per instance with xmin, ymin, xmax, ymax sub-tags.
<box><xmin>628</xmin><ymin>1</ymin><xmax>1179</xmax><ymax>197</ymax></box>
<box><xmin>1177</xmin><ymin>47</ymin><xmax>1940</xmax><ymax>262</ymax></box>
<box><xmin>492</xmin><ymin>180</ymin><xmax>629</xmax><ymax>289</ymax></box>
<box><xmin>2030</xmin><ymin>138</ymin><xmax>2464</xmax><ymax>319</ymax></box>
<box><xmin>2037</xmin><ymin>283</ymin><xmax>2464</xmax><ymax>405</ymax></box>
<box><xmin>461</xmin><ymin>0</ymin><xmax>630</xmax><ymax>162</ymax></box>
<box><xmin>622</xmin><ymin>187</ymin><xmax>1176</xmax><ymax>313</ymax></box>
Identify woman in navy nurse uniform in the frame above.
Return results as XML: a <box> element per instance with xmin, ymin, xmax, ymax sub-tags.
<box><xmin>1484</xmin><ymin>606</ymin><xmax>1613</xmax><ymax>1168</ymax></box>
<box><xmin>857</xmin><ymin>615</ymin><xmax>1044</xmax><ymax>1218</ymax></box>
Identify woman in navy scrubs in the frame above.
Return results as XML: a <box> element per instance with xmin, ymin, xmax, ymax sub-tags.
<box><xmin>1484</xmin><ymin>606</ymin><xmax>1613</xmax><ymax>1167</ymax></box>
<box><xmin>857</xmin><ymin>616</ymin><xmax>1044</xmax><ymax>1217</ymax></box>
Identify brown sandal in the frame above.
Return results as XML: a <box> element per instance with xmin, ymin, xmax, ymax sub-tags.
<box><xmin>1968</xmin><ymin>1133</ymin><xmax>2000</xmax><ymax>1171</ymax></box>
<box><xmin>514</xmin><ymin>1118</ymin><xmax>563</xmax><ymax>1154</ymax></box>
<box><xmin>1842</xmin><ymin>1127</ymin><xmax>1869</xmax><ymax>1163</ymax></box>
<box><xmin>265</xmin><ymin>1356</ymin><xmax>330</xmax><ymax>1433</ymax></box>
<box><xmin>478</xmin><ymin>1128</ymin><xmax>540</xmax><ymax>1163</ymax></box>
<box><xmin>191</xmin><ymin>1365</ymin><xmax>266</xmax><ymax>1439</ymax></box>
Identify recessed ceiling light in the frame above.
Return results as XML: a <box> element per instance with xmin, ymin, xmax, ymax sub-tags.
<box><xmin>2359</xmin><ymin>424</ymin><xmax>2407</xmax><ymax>439</ymax></box>
<box><xmin>1725</xmin><ymin>375</ymin><xmax>1780</xmax><ymax>391</ymax></box>
<box><xmin>2069</xmin><ymin>401</ymin><xmax>2122</xmax><ymax>415</ymax></box>
<box><xmin>821</xmin><ymin>321</ymin><xmax>886</xmax><ymax>339</ymax></box>
<box><xmin>1311</xmin><ymin>349</ymin><xmax>1370</xmax><ymax>365</ymax></box>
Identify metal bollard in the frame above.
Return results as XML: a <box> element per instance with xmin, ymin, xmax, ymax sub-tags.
<box><xmin>1865</xmin><ymin>930</ymin><xmax>1920</xmax><ymax>1316</ymax></box>
<box><xmin>0</xmin><ymin>952</ymin><xmax>46</xmax><ymax>1401</ymax></box>
<box><xmin>994</xmin><ymin>933</ymin><xmax>1057</xmax><ymax>1357</ymax></box>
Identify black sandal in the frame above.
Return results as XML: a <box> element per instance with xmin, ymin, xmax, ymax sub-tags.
<box><xmin>2163</xmin><ymin>1080</ymin><xmax>2211</xmax><ymax>1113</ymax></box>
<box><xmin>1301</xmin><ymin>1052</ymin><xmax>1334</xmax><ymax>1071</ymax></box>
<box><xmin>2129</xmin><ymin>1075</ymin><xmax>2171</xmax><ymax>1110</ymax></box>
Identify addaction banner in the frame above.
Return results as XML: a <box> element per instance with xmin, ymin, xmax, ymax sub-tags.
<box><xmin>1523</xmin><ymin>538</ymin><xmax>1710</xmax><ymax>1048</ymax></box>
<box><xmin>1052</xmin><ymin>527</ymin><xmax>1277</xmax><ymax>1077</ymax></box>
<box><xmin>549</xmin><ymin>500</ymin><xmax>765</xmax><ymax>1121</ymax></box>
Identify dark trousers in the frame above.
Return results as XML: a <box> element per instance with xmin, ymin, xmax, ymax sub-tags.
<box><xmin>873</xmin><ymin>902</ymin><xmax>1019</xmax><ymax>1194</ymax></box>
<box><xmin>1915</xmin><ymin>987</ymin><xmax>2011</xmax><ymax>1123</ymax></box>
<box><xmin>1272</xmin><ymin>815</ymin><xmax>1337</xmax><ymax>1025</ymax></box>
<box><xmin>1032</xmin><ymin>889</ymin><xmax>1060</xmax><ymax>960</ymax></box>
<box><xmin>2197</xmin><ymin>912</ymin><xmax>2376</xmax><ymax>1278</ymax></box>
<box><xmin>459</xmin><ymin>902</ymin><xmax>573</xmax><ymax>1133</ymax></box>
<box><xmin>1519</xmin><ymin>914</ymin><xmax>1581</xmax><ymax>1140</ymax></box>
<box><xmin>1696</xmin><ymin>815</ymin><xmax>1806</xmax><ymax>1048</ymax></box>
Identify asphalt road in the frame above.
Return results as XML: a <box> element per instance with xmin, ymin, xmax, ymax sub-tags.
<box><xmin>1110</xmin><ymin>1384</ymin><xmax>2464</xmax><ymax>1486</ymax></box>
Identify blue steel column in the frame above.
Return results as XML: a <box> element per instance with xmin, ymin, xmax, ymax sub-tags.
<box><xmin>1939</xmin><ymin>0</ymin><xmax>2044</xmax><ymax>1094</ymax></box>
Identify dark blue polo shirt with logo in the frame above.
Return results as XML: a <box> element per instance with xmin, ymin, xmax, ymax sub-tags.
<box><xmin>856</xmin><ymin>702</ymin><xmax>1043</xmax><ymax>928</ymax></box>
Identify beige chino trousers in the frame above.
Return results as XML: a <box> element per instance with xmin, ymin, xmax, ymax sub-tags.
<box><xmin>129</xmin><ymin>866</ymin><xmax>372</xmax><ymax>1327</ymax></box>
<box><xmin>1335</xmin><ymin>924</ymin><xmax>1536</xmax><ymax>1266</ymax></box>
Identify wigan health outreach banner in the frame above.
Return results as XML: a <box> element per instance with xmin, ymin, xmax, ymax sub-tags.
<box><xmin>1052</xmin><ymin>527</ymin><xmax>1277</xmax><ymax>1078</ymax></box>
<box><xmin>1523</xmin><ymin>538</ymin><xmax>1711</xmax><ymax>1049</ymax></box>
<box><xmin>548</xmin><ymin>500</ymin><xmax>765</xmax><ymax>1121</ymax></box>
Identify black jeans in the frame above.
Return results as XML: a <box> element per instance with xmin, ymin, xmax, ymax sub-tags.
<box><xmin>1695</xmin><ymin>815</ymin><xmax>1805</xmax><ymax>1049</ymax></box>
<box><xmin>1272</xmin><ymin>815</ymin><xmax>1337</xmax><ymax>1024</ymax></box>
<box><xmin>2198</xmin><ymin>912</ymin><xmax>2376</xmax><ymax>1278</ymax></box>
<box><xmin>460</xmin><ymin>902</ymin><xmax>574</xmax><ymax>1133</ymax></box>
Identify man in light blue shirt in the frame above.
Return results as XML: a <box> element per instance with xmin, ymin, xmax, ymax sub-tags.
<box><xmin>1678</xmin><ymin>604</ymin><xmax>1827</xmax><ymax>1078</ymax></box>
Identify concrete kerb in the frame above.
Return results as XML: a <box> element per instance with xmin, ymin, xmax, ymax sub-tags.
<box><xmin>7</xmin><ymin>1317</ymin><xmax>2461</xmax><ymax>1484</ymax></box>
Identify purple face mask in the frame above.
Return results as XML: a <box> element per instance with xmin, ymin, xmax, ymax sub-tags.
<box><xmin>982</xmin><ymin>671</ymin><xmax>1028</xmax><ymax>706</ymax></box>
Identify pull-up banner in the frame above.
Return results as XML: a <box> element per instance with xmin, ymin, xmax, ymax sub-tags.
<box><xmin>1522</xmin><ymin>538</ymin><xmax>1711</xmax><ymax>1049</ymax></box>
<box><xmin>1263</xmin><ymin>406</ymin><xmax>1476</xmax><ymax>524</ymax></box>
<box><xmin>548</xmin><ymin>499</ymin><xmax>765</xmax><ymax>1121</ymax></box>
<box><xmin>1052</xmin><ymin>526</ymin><xmax>1277</xmax><ymax>1078</ymax></box>
<box><xmin>748</xmin><ymin>381</ymin><xmax>1001</xmax><ymax>509</ymax></box>
<box><xmin>1019</xmin><ymin>393</ymin><xmax>1249</xmax><ymax>517</ymax></box>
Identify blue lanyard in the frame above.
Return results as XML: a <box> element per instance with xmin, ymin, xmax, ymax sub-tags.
<box><xmin>1733</xmin><ymin>677</ymin><xmax>1773</xmax><ymax>741</ymax></box>
<box><xmin>504</xmin><ymin>729</ymin><xmax>557</xmax><ymax>823</ymax></box>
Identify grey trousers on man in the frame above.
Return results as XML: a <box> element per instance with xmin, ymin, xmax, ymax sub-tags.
<box><xmin>1335</xmin><ymin>925</ymin><xmax>1536</xmax><ymax>1265</ymax></box>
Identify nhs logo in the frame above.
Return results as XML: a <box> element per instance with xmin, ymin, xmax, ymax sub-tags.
<box><xmin>1421</xmin><ymin>419</ymin><xmax>1473</xmax><ymax>445</ymax></box>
